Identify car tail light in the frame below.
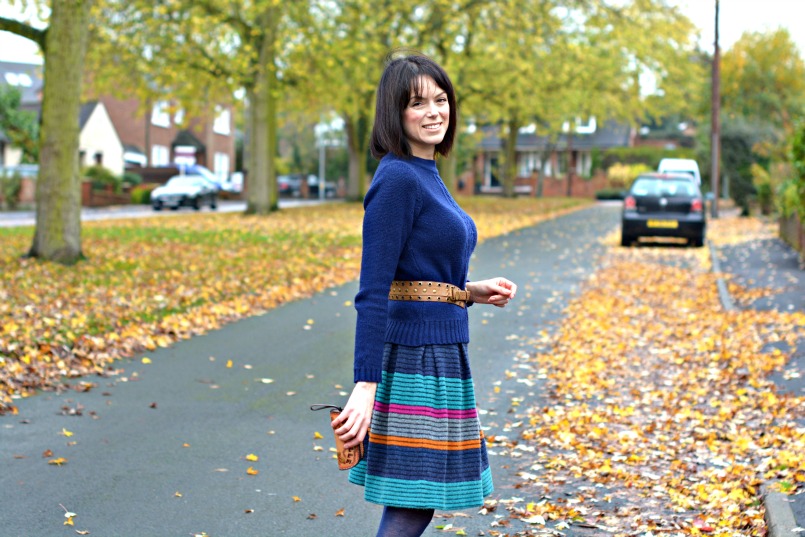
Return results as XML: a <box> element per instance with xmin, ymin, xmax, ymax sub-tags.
<box><xmin>623</xmin><ymin>195</ymin><xmax>636</xmax><ymax>210</ymax></box>
<box><xmin>691</xmin><ymin>198</ymin><xmax>703</xmax><ymax>212</ymax></box>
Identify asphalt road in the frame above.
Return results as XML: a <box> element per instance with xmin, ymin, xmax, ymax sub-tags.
<box><xmin>0</xmin><ymin>205</ymin><xmax>622</xmax><ymax>536</ymax></box>
<box><xmin>0</xmin><ymin>199</ymin><xmax>332</xmax><ymax>228</ymax></box>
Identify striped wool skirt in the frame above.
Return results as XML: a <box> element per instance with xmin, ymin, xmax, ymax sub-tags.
<box><xmin>349</xmin><ymin>342</ymin><xmax>493</xmax><ymax>510</ymax></box>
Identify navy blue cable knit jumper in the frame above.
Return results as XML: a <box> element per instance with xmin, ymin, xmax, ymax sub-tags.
<box><xmin>353</xmin><ymin>153</ymin><xmax>478</xmax><ymax>383</ymax></box>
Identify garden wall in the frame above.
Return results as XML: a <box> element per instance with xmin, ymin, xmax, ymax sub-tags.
<box><xmin>780</xmin><ymin>211</ymin><xmax>805</xmax><ymax>262</ymax></box>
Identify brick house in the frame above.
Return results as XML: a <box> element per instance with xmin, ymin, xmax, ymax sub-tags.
<box><xmin>470</xmin><ymin>118</ymin><xmax>634</xmax><ymax>196</ymax></box>
<box><xmin>100</xmin><ymin>96</ymin><xmax>236</xmax><ymax>182</ymax></box>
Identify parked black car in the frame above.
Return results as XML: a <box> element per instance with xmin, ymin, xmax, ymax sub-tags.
<box><xmin>151</xmin><ymin>175</ymin><xmax>218</xmax><ymax>211</ymax></box>
<box><xmin>621</xmin><ymin>172</ymin><xmax>706</xmax><ymax>247</ymax></box>
<box><xmin>277</xmin><ymin>174</ymin><xmax>303</xmax><ymax>197</ymax></box>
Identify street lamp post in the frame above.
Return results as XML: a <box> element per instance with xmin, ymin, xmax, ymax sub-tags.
<box><xmin>710</xmin><ymin>0</ymin><xmax>721</xmax><ymax>218</ymax></box>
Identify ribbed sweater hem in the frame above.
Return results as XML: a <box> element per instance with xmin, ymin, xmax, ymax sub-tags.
<box><xmin>385</xmin><ymin>319</ymin><xmax>469</xmax><ymax>346</ymax></box>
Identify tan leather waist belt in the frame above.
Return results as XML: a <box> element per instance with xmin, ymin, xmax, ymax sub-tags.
<box><xmin>388</xmin><ymin>280</ymin><xmax>471</xmax><ymax>308</ymax></box>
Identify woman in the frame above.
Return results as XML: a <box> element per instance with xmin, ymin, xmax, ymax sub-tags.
<box><xmin>333</xmin><ymin>53</ymin><xmax>517</xmax><ymax>537</ymax></box>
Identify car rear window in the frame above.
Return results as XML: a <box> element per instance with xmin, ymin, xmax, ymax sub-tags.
<box><xmin>167</xmin><ymin>176</ymin><xmax>203</xmax><ymax>187</ymax></box>
<box><xmin>631</xmin><ymin>178</ymin><xmax>696</xmax><ymax>197</ymax></box>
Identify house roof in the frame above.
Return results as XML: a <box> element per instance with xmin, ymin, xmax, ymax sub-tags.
<box><xmin>79</xmin><ymin>101</ymin><xmax>99</xmax><ymax>129</ymax></box>
<box><xmin>479</xmin><ymin>121</ymin><xmax>632</xmax><ymax>152</ymax></box>
<box><xmin>172</xmin><ymin>129</ymin><xmax>205</xmax><ymax>150</ymax></box>
<box><xmin>123</xmin><ymin>144</ymin><xmax>144</xmax><ymax>155</ymax></box>
<box><xmin>0</xmin><ymin>61</ymin><xmax>43</xmax><ymax>106</ymax></box>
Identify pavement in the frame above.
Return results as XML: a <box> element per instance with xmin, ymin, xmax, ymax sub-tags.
<box><xmin>0</xmin><ymin>204</ymin><xmax>623</xmax><ymax>536</ymax></box>
<box><xmin>710</xmin><ymin>223</ymin><xmax>805</xmax><ymax>536</ymax></box>
<box><xmin>0</xmin><ymin>198</ymin><xmax>335</xmax><ymax>227</ymax></box>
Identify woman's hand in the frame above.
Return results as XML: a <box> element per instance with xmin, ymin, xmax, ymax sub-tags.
<box><xmin>332</xmin><ymin>381</ymin><xmax>377</xmax><ymax>449</ymax></box>
<box><xmin>466</xmin><ymin>277</ymin><xmax>517</xmax><ymax>308</ymax></box>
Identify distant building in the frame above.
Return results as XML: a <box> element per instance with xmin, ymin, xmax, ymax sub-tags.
<box><xmin>475</xmin><ymin>118</ymin><xmax>634</xmax><ymax>194</ymax></box>
<box><xmin>0</xmin><ymin>60</ymin><xmax>236</xmax><ymax>183</ymax></box>
<box><xmin>0</xmin><ymin>60</ymin><xmax>41</xmax><ymax>167</ymax></box>
<box><xmin>99</xmin><ymin>96</ymin><xmax>236</xmax><ymax>182</ymax></box>
<box><xmin>78</xmin><ymin>101</ymin><xmax>125</xmax><ymax>175</ymax></box>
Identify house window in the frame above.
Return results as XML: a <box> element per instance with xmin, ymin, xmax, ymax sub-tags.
<box><xmin>214</xmin><ymin>152</ymin><xmax>230</xmax><ymax>181</ymax></box>
<box><xmin>213</xmin><ymin>106</ymin><xmax>230</xmax><ymax>135</ymax></box>
<box><xmin>518</xmin><ymin>152</ymin><xmax>542</xmax><ymax>177</ymax></box>
<box><xmin>151</xmin><ymin>144</ymin><xmax>170</xmax><ymax>166</ymax></box>
<box><xmin>578</xmin><ymin>152</ymin><xmax>592</xmax><ymax>176</ymax></box>
<box><xmin>94</xmin><ymin>152</ymin><xmax>103</xmax><ymax>165</ymax></box>
<box><xmin>554</xmin><ymin>153</ymin><xmax>565</xmax><ymax>177</ymax></box>
<box><xmin>174</xmin><ymin>108</ymin><xmax>185</xmax><ymax>126</ymax></box>
<box><xmin>151</xmin><ymin>101</ymin><xmax>170</xmax><ymax>128</ymax></box>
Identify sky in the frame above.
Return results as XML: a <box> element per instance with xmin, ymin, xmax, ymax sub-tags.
<box><xmin>0</xmin><ymin>1</ymin><xmax>802</xmax><ymax>65</ymax></box>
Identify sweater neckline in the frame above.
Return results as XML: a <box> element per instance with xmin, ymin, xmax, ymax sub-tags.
<box><xmin>390</xmin><ymin>153</ymin><xmax>438</xmax><ymax>173</ymax></box>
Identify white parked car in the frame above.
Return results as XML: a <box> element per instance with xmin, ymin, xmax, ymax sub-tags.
<box><xmin>658</xmin><ymin>158</ymin><xmax>701</xmax><ymax>185</ymax></box>
<box><xmin>151</xmin><ymin>175</ymin><xmax>218</xmax><ymax>211</ymax></box>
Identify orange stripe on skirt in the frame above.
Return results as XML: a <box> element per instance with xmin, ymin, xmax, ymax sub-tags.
<box><xmin>369</xmin><ymin>432</ymin><xmax>481</xmax><ymax>451</ymax></box>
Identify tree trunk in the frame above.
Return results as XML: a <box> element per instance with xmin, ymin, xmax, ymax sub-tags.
<box><xmin>501</xmin><ymin>119</ymin><xmax>519</xmax><ymax>198</ymax></box>
<box><xmin>28</xmin><ymin>1</ymin><xmax>92</xmax><ymax>265</ymax></box>
<box><xmin>245</xmin><ymin>8</ymin><xmax>279</xmax><ymax>215</ymax></box>
<box><xmin>344</xmin><ymin>112</ymin><xmax>369</xmax><ymax>201</ymax></box>
<box><xmin>566</xmin><ymin>132</ymin><xmax>574</xmax><ymax>197</ymax></box>
<box><xmin>438</xmin><ymin>149</ymin><xmax>457</xmax><ymax>195</ymax></box>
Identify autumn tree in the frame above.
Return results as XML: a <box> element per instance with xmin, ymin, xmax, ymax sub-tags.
<box><xmin>0</xmin><ymin>1</ymin><xmax>93</xmax><ymax>264</ymax></box>
<box><xmin>92</xmin><ymin>0</ymin><xmax>305</xmax><ymax>215</ymax></box>
<box><xmin>721</xmin><ymin>29</ymin><xmax>805</xmax><ymax>137</ymax></box>
<box><xmin>286</xmin><ymin>0</ymin><xmax>423</xmax><ymax>201</ymax></box>
<box><xmin>455</xmin><ymin>0</ymin><xmax>700</xmax><ymax>198</ymax></box>
<box><xmin>711</xmin><ymin>29</ymin><xmax>805</xmax><ymax>209</ymax></box>
<box><xmin>0</xmin><ymin>85</ymin><xmax>38</xmax><ymax>162</ymax></box>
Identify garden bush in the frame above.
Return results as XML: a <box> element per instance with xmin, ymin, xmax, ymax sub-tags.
<box><xmin>84</xmin><ymin>165</ymin><xmax>121</xmax><ymax>192</ymax></box>
<box><xmin>130</xmin><ymin>183</ymin><xmax>160</xmax><ymax>205</ymax></box>
<box><xmin>606</xmin><ymin>163</ymin><xmax>652</xmax><ymax>190</ymax></box>
<box><xmin>0</xmin><ymin>172</ymin><xmax>22</xmax><ymax>210</ymax></box>
<box><xmin>122</xmin><ymin>171</ymin><xmax>143</xmax><ymax>188</ymax></box>
<box><xmin>600</xmin><ymin>147</ymin><xmax>696</xmax><ymax>171</ymax></box>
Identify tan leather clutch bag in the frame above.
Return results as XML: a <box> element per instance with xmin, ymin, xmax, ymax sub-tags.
<box><xmin>310</xmin><ymin>404</ymin><xmax>364</xmax><ymax>470</ymax></box>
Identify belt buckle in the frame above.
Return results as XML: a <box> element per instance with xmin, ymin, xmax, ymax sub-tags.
<box><xmin>446</xmin><ymin>286</ymin><xmax>466</xmax><ymax>304</ymax></box>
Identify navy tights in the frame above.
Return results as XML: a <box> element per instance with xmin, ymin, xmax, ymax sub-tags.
<box><xmin>376</xmin><ymin>506</ymin><xmax>434</xmax><ymax>537</ymax></box>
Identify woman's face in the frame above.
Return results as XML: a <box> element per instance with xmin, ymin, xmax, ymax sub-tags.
<box><xmin>402</xmin><ymin>76</ymin><xmax>449</xmax><ymax>160</ymax></box>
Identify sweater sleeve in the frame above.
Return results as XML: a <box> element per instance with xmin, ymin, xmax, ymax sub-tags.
<box><xmin>353</xmin><ymin>164</ymin><xmax>421</xmax><ymax>382</ymax></box>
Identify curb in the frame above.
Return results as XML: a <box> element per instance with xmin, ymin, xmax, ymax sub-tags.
<box><xmin>763</xmin><ymin>483</ymin><xmax>801</xmax><ymax>537</ymax></box>
<box><xmin>708</xmin><ymin>240</ymin><xmax>735</xmax><ymax>312</ymax></box>
<box><xmin>709</xmin><ymin>241</ymin><xmax>800</xmax><ymax>535</ymax></box>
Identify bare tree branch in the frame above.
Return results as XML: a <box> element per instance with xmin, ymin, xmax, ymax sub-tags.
<box><xmin>0</xmin><ymin>16</ymin><xmax>46</xmax><ymax>51</ymax></box>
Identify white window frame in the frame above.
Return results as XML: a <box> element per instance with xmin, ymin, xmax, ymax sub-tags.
<box><xmin>213</xmin><ymin>106</ymin><xmax>231</xmax><ymax>135</ymax></box>
<box><xmin>518</xmin><ymin>151</ymin><xmax>542</xmax><ymax>178</ymax></box>
<box><xmin>151</xmin><ymin>101</ymin><xmax>170</xmax><ymax>128</ymax></box>
<box><xmin>150</xmin><ymin>144</ymin><xmax>170</xmax><ymax>166</ymax></box>
<box><xmin>214</xmin><ymin>152</ymin><xmax>230</xmax><ymax>181</ymax></box>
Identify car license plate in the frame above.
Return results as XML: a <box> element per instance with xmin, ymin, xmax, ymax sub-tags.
<box><xmin>647</xmin><ymin>219</ymin><xmax>678</xmax><ymax>229</ymax></box>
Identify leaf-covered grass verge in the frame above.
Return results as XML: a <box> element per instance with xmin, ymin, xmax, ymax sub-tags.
<box><xmin>490</xmin><ymin>215</ymin><xmax>805</xmax><ymax>535</ymax></box>
<box><xmin>0</xmin><ymin>197</ymin><xmax>587</xmax><ymax>412</ymax></box>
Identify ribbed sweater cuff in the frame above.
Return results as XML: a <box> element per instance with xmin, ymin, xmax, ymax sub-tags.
<box><xmin>354</xmin><ymin>367</ymin><xmax>383</xmax><ymax>384</ymax></box>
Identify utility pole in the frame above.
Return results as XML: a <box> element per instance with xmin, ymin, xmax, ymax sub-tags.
<box><xmin>710</xmin><ymin>0</ymin><xmax>721</xmax><ymax>218</ymax></box>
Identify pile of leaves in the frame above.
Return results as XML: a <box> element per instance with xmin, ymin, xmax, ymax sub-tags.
<box><xmin>0</xmin><ymin>197</ymin><xmax>586</xmax><ymax>413</ymax></box>
<box><xmin>486</xmin><ymin>216</ymin><xmax>804</xmax><ymax>535</ymax></box>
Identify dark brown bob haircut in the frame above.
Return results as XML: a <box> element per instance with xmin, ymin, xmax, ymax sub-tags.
<box><xmin>370</xmin><ymin>52</ymin><xmax>457</xmax><ymax>160</ymax></box>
